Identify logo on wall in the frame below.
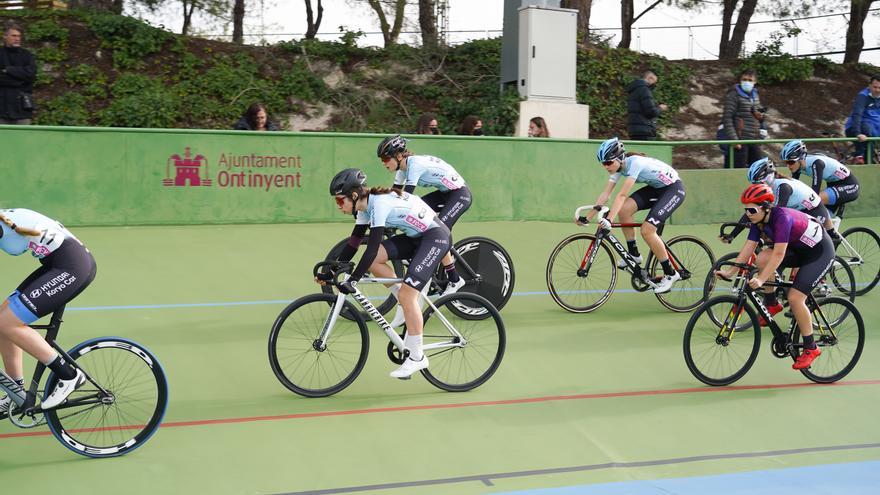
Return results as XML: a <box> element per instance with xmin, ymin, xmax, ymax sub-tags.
<box><xmin>163</xmin><ymin>147</ymin><xmax>212</xmax><ymax>187</ymax></box>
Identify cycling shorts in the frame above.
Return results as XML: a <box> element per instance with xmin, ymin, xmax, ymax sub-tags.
<box><xmin>421</xmin><ymin>186</ymin><xmax>472</xmax><ymax>229</ymax></box>
<box><xmin>382</xmin><ymin>224</ymin><xmax>451</xmax><ymax>290</ymax></box>
<box><xmin>629</xmin><ymin>180</ymin><xmax>686</xmax><ymax>227</ymax></box>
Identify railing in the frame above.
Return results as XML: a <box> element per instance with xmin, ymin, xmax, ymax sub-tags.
<box><xmin>0</xmin><ymin>0</ymin><xmax>67</xmax><ymax>10</ymax></box>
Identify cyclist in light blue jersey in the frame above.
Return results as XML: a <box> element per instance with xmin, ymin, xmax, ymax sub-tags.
<box><xmin>782</xmin><ymin>140</ymin><xmax>860</xmax><ymax>231</ymax></box>
<box><xmin>321</xmin><ymin>169</ymin><xmax>451</xmax><ymax>379</ymax></box>
<box><xmin>0</xmin><ymin>209</ymin><xmax>96</xmax><ymax>413</ymax></box>
<box><xmin>583</xmin><ymin>138</ymin><xmax>686</xmax><ymax>294</ymax></box>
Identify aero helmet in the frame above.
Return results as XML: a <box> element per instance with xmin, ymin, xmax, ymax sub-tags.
<box><xmin>596</xmin><ymin>137</ymin><xmax>626</xmax><ymax>163</ymax></box>
<box><xmin>377</xmin><ymin>135</ymin><xmax>408</xmax><ymax>159</ymax></box>
<box><xmin>781</xmin><ymin>140</ymin><xmax>807</xmax><ymax>161</ymax></box>
<box><xmin>329</xmin><ymin>168</ymin><xmax>367</xmax><ymax>196</ymax></box>
<box><xmin>740</xmin><ymin>184</ymin><xmax>775</xmax><ymax>206</ymax></box>
<box><xmin>747</xmin><ymin>157</ymin><xmax>775</xmax><ymax>184</ymax></box>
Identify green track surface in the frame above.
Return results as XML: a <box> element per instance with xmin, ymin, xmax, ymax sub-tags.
<box><xmin>1</xmin><ymin>220</ymin><xmax>878</xmax><ymax>494</ymax></box>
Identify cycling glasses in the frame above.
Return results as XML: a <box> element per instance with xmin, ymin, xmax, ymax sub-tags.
<box><xmin>784</xmin><ymin>159</ymin><xmax>798</xmax><ymax>165</ymax></box>
<box><xmin>334</xmin><ymin>195</ymin><xmax>347</xmax><ymax>207</ymax></box>
<box><xmin>602</xmin><ymin>160</ymin><xmax>616</xmax><ymax>167</ymax></box>
<box><xmin>743</xmin><ymin>206</ymin><xmax>761</xmax><ymax>215</ymax></box>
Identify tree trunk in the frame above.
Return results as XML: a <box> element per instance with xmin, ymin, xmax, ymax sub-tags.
<box><xmin>718</xmin><ymin>0</ymin><xmax>737</xmax><ymax>59</ymax></box>
<box><xmin>232</xmin><ymin>0</ymin><xmax>245</xmax><ymax>44</ymax></box>
<box><xmin>844</xmin><ymin>0</ymin><xmax>874</xmax><ymax>63</ymax></box>
<box><xmin>305</xmin><ymin>0</ymin><xmax>324</xmax><ymax>39</ymax></box>
<box><xmin>419</xmin><ymin>0</ymin><xmax>437</xmax><ymax>50</ymax></box>
<box><xmin>725</xmin><ymin>0</ymin><xmax>757</xmax><ymax>58</ymax></box>
<box><xmin>617</xmin><ymin>0</ymin><xmax>633</xmax><ymax>49</ymax></box>
<box><xmin>182</xmin><ymin>1</ymin><xmax>196</xmax><ymax>36</ymax></box>
<box><xmin>367</xmin><ymin>0</ymin><xmax>406</xmax><ymax>47</ymax></box>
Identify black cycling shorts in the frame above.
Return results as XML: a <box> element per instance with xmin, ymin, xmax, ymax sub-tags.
<box><xmin>7</xmin><ymin>239</ymin><xmax>97</xmax><ymax>324</ymax></box>
<box><xmin>803</xmin><ymin>203</ymin><xmax>831</xmax><ymax>225</ymax></box>
<box><xmin>629</xmin><ymin>180</ymin><xmax>686</xmax><ymax>227</ymax></box>
<box><xmin>382</xmin><ymin>224</ymin><xmax>451</xmax><ymax>290</ymax></box>
<box><xmin>420</xmin><ymin>186</ymin><xmax>472</xmax><ymax>229</ymax></box>
<box><xmin>826</xmin><ymin>175</ymin><xmax>860</xmax><ymax>207</ymax></box>
<box><xmin>779</xmin><ymin>234</ymin><xmax>835</xmax><ymax>295</ymax></box>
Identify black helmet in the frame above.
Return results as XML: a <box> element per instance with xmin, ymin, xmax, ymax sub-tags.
<box><xmin>377</xmin><ymin>135</ymin><xmax>408</xmax><ymax>158</ymax></box>
<box><xmin>329</xmin><ymin>168</ymin><xmax>367</xmax><ymax>196</ymax></box>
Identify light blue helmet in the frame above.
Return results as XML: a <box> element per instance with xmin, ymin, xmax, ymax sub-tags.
<box><xmin>781</xmin><ymin>140</ymin><xmax>807</xmax><ymax>161</ymax></box>
<box><xmin>596</xmin><ymin>137</ymin><xmax>626</xmax><ymax>163</ymax></box>
<box><xmin>747</xmin><ymin>157</ymin><xmax>775</xmax><ymax>184</ymax></box>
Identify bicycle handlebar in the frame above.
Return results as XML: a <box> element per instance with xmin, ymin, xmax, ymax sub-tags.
<box><xmin>574</xmin><ymin>204</ymin><xmax>609</xmax><ymax>224</ymax></box>
<box><xmin>314</xmin><ymin>260</ymin><xmax>354</xmax><ymax>284</ymax></box>
<box><xmin>715</xmin><ymin>260</ymin><xmax>758</xmax><ymax>275</ymax></box>
<box><xmin>719</xmin><ymin>222</ymin><xmax>748</xmax><ymax>238</ymax></box>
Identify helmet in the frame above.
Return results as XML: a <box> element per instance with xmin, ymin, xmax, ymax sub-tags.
<box><xmin>781</xmin><ymin>140</ymin><xmax>807</xmax><ymax>161</ymax></box>
<box><xmin>596</xmin><ymin>137</ymin><xmax>626</xmax><ymax>163</ymax></box>
<box><xmin>329</xmin><ymin>168</ymin><xmax>367</xmax><ymax>196</ymax></box>
<box><xmin>747</xmin><ymin>157</ymin><xmax>775</xmax><ymax>184</ymax></box>
<box><xmin>377</xmin><ymin>135</ymin><xmax>408</xmax><ymax>158</ymax></box>
<box><xmin>740</xmin><ymin>184</ymin><xmax>775</xmax><ymax>206</ymax></box>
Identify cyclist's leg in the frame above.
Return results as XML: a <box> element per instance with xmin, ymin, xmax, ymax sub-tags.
<box><xmin>620</xmin><ymin>188</ymin><xmax>650</xmax><ymax>258</ymax></box>
<box><xmin>429</xmin><ymin>187</ymin><xmax>472</xmax><ymax>278</ymax></box>
<box><xmin>640</xmin><ymin>181</ymin><xmax>685</xmax><ymax>271</ymax></box>
<box><xmin>380</xmin><ymin>234</ymin><xmax>420</xmax><ymax>328</ymax></box>
<box><xmin>789</xmin><ymin>237</ymin><xmax>836</xmax><ymax>368</ymax></box>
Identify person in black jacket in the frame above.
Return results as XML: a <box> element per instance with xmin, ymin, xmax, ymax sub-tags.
<box><xmin>233</xmin><ymin>102</ymin><xmax>280</xmax><ymax>131</ymax></box>
<box><xmin>626</xmin><ymin>70</ymin><xmax>667</xmax><ymax>141</ymax></box>
<box><xmin>0</xmin><ymin>23</ymin><xmax>36</xmax><ymax>125</ymax></box>
<box><xmin>718</xmin><ymin>69</ymin><xmax>766</xmax><ymax>168</ymax></box>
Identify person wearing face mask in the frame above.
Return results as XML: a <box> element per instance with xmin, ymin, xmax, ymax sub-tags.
<box><xmin>457</xmin><ymin>115</ymin><xmax>484</xmax><ymax>136</ymax></box>
<box><xmin>416</xmin><ymin>113</ymin><xmax>441</xmax><ymax>135</ymax></box>
<box><xmin>718</xmin><ymin>69</ymin><xmax>766</xmax><ymax>168</ymax></box>
<box><xmin>626</xmin><ymin>70</ymin><xmax>667</xmax><ymax>141</ymax></box>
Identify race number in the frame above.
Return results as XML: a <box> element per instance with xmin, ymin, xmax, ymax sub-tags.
<box><xmin>799</xmin><ymin>220</ymin><xmax>823</xmax><ymax>248</ymax></box>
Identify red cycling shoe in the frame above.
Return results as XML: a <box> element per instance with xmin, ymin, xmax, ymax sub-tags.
<box><xmin>792</xmin><ymin>347</ymin><xmax>821</xmax><ymax>370</ymax></box>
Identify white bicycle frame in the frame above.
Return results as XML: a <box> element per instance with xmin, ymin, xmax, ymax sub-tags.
<box><xmin>316</xmin><ymin>275</ymin><xmax>468</xmax><ymax>354</ymax></box>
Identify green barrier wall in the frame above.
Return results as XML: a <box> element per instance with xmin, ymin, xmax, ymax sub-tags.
<box><xmin>1</xmin><ymin>125</ymin><xmax>876</xmax><ymax>226</ymax></box>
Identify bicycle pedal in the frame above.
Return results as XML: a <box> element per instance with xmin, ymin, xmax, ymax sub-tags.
<box><xmin>396</xmin><ymin>375</ymin><xmax>413</xmax><ymax>381</ymax></box>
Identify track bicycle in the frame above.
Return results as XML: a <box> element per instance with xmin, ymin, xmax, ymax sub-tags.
<box><xmin>0</xmin><ymin>306</ymin><xmax>168</xmax><ymax>458</ymax></box>
<box><xmin>829</xmin><ymin>204</ymin><xmax>880</xmax><ymax>296</ymax></box>
<box><xmin>324</xmin><ymin>230</ymin><xmax>515</xmax><ymax>320</ymax></box>
<box><xmin>546</xmin><ymin>205</ymin><xmax>715</xmax><ymax>313</ymax></box>
<box><xmin>268</xmin><ymin>261</ymin><xmax>506</xmax><ymax>397</ymax></box>
<box><xmin>684</xmin><ymin>261</ymin><xmax>864</xmax><ymax>386</ymax></box>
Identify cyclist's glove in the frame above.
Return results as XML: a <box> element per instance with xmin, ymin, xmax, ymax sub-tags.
<box><xmin>337</xmin><ymin>279</ymin><xmax>358</xmax><ymax>294</ymax></box>
<box><xmin>316</xmin><ymin>271</ymin><xmax>334</xmax><ymax>282</ymax></box>
<box><xmin>576</xmin><ymin>216</ymin><xmax>589</xmax><ymax>225</ymax></box>
<box><xmin>598</xmin><ymin>218</ymin><xmax>612</xmax><ymax>231</ymax></box>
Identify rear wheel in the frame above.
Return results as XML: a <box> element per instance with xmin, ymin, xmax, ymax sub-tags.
<box><xmin>439</xmin><ymin>237</ymin><xmax>515</xmax><ymax>315</ymax></box>
<box><xmin>649</xmin><ymin>235</ymin><xmax>715</xmax><ymax>312</ymax></box>
<box><xmin>839</xmin><ymin>226</ymin><xmax>880</xmax><ymax>295</ymax></box>
<box><xmin>683</xmin><ymin>295</ymin><xmax>760</xmax><ymax>386</ymax></box>
<box><xmin>546</xmin><ymin>233</ymin><xmax>617</xmax><ymax>313</ymax></box>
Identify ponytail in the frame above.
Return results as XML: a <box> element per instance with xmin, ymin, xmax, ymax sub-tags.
<box><xmin>368</xmin><ymin>186</ymin><xmax>400</xmax><ymax>196</ymax></box>
<box><xmin>0</xmin><ymin>212</ymin><xmax>42</xmax><ymax>237</ymax></box>
<box><xmin>625</xmin><ymin>151</ymin><xmax>648</xmax><ymax>157</ymax></box>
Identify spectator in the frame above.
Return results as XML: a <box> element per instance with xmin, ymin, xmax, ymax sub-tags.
<box><xmin>528</xmin><ymin>116</ymin><xmax>549</xmax><ymax>138</ymax></box>
<box><xmin>416</xmin><ymin>113</ymin><xmax>440</xmax><ymax>135</ymax></box>
<box><xmin>626</xmin><ymin>69</ymin><xmax>667</xmax><ymax>141</ymax></box>
<box><xmin>457</xmin><ymin>115</ymin><xmax>483</xmax><ymax>135</ymax></box>
<box><xmin>233</xmin><ymin>102</ymin><xmax>279</xmax><ymax>131</ymax></box>
<box><xmin>0</xmin><ymin>22</ymin><xmax>36</xmax><ymax>125</ymax></box>
<box><xmin>844</xmin><ymin>75</ymin><xmax>880</xmax><ymax>163</ymax></box>
<box><xmin>718</xmin><ymin>68</ymin><xmax>766</xmax><ymax>168</ymax></box>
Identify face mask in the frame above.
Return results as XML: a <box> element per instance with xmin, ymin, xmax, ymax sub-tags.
<box><xmin>429</xmin><ymin>127</ymin><xmax>439</xmax><ymax>135</ymax></box>
<box><xmin>740</xmin><ymin>81</ymin><xmax>755</xmax><ymax>93</ymax></box>
<box><xmin>472</xmin><ymin>128</ymin><xmax>484</xmax><ymax>136</ymax></box>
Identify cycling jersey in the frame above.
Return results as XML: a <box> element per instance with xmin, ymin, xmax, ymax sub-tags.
<box><xmin>748</xmin><ymin>207</ymin><xmax>824</xmax><ymax>251</ymax></box>
<box><xmin>0</xmin><ymin>209</ymin><xmax>78</xmax><ymax>258</ymax></box>
<box><xmin>610</xmin><ymin>155</ymin><xmax>680</xmax><ymax>189</ymax></box>
<box><xmin>394</xmin><ymin>155</ymin><xmax>466</xmax><ymax>192</ymax></box>
<box><xmin>769</xmin><ymin>178</ymin><xmax>820</xmax><ymax>211</ymax></box>
<box><xmin>355</xmin><ymin>192</ymin><xmax>441</xmax><ymax>238</ymax></box>
<box><xmin>797</xmin><ymin>155</ymin><xmax>852</xmax><ymax>189</ymax></box>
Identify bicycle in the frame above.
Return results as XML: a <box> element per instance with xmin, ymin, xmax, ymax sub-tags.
<box><xmin>546</xmin><ymin>205</ymin><xmax>715</xmax><ymax>313</ymax></box>
<box><xmin>324</xmin><ymin>231</ymin><xmax>515</xmax><ymax>320</ymax></box>
<box><xmin>268</xmin><ymin>261</ymin><xmax>506</xmax><ymax>397</ymax></box>
<box><xmin>684</xmin><ymin>261</ymin><xmax>864</xmax><ymax>386</ymax></box>
<box><xmin>830</xmin><ymin>204</ymin><xmax>880</xmax><ymax>296</ymax></box>
<box><xmin>0</xmin><ymin>306</ymin><xmax>168</xmax><ymax>458</ymax></box>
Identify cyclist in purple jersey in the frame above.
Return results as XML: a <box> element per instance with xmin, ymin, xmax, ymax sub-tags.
<box><xmin>716</xmin><ymin>185</ymin><xmax>834</xmax><ymax>370</ymax></box>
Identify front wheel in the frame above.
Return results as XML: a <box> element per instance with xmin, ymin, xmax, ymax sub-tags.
<box><xmin>649</xmin><ymin>235</ymin><xmax>715</xmax><ymax>312</ymax></box>
<box><xmin>546</xmin><ymin>233</ymin><xmax>617</xmax><ymax>313</ymax></box>
<box><xmin>44</xmin><ymin>337</ymin><xmax>168</xmax><ymax>458</ymax></box>
<box><xmin>683</xmin><ymin>295</ymin><xmax>760</xmax><ymax>386</ymax></box>
<box><xmin>839</xmin><ymin>226</ymin><xmax>880</xmax><ymax>296</ymax></box>
<box><xmin>798</xmin><ymin>296</ymin><xmax>864</xmax><ymax>384</ymax></box>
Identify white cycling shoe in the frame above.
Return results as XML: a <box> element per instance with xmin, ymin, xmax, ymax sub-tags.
<box><xmin>42</xmin><ymin>369</ymin><xmax>85</xmax><ymax>410</ymax></box>
<box><xmin>653</xmin><ymin>271</ymin><xmax>681</xmax><ymax>294</ymax></box>
<box><xmin>441</xmin><ymin>278</ymin><xmax>466</xmax><ymax>297</ymax></box>
<box><xmin>617</xmin><ymin>254</ymin><xmax>642</xmax><ymax>269</ymax></box>
<box><xmin>390</xmin><ymin>355</ymin><xmax>429</xmax><ymax>379</ymax></box>
<box><xmin>0</xmin><ymin>394</ymin><xmax>12</xmax><ymax>413</ymax></box>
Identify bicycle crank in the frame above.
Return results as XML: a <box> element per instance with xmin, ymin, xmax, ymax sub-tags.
<box><xmin>386</xmin><ymin>333</ymin><xmax>409</xmax><ymax>365</ymax></box>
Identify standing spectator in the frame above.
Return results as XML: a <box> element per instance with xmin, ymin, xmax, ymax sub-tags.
<box><xmin>528</xmin><ymin>116</ymin><xmax>550</xmax><ymax>138</ymax></box>
<box><xmin>457</xmin><ymin>115</ymin><xmax>483</xmax><ymax>135</ymax></box>
<box><xmin>626</xmin><ymin>69</ymin><xmax>667</xmax><ymax>141</ymax></box>
<box><xmin>718</xmin><ymin>69</ymin><xmax>766</xmax><ymax>168</ymax></box>
<box><xmin>416</xmin><ymin>113</ymin><xmax>440</xmax><ymax>135</ymax></box>
<box><xmin>844</xmin><ymin>75</ymin><xmax>880</xmax><ymax>163</ymax></box>
<box><xmin>0</xmin><ymin>22</ymin><xmax>36</xmax><ymax>125</ymax></box>
<box><xmin>233</xmin><ymin>102</ymin><xmax>279</xmax><ymax>131</ymax></box>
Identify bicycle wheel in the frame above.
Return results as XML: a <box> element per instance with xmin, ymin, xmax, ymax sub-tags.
<box><xmin>650</xmin><ymin>235</ymin><xmax>715</xmax><ymax>312</ymax></box>
<box><xmin>683</xmin><ymin>295</ymin><xmax>760</xmax><ymax>386</ymax></box>
<box><xmin>702</xmin><ymin>252</ymin><xmax>739</xmax><ymax>301</ymax></box>
<box><xmin>323</xmin><ymin>235</ymin><xmax>405</xmax><ymax>320</ymax></box>
<box><xmin>268</xmin><ymin>293</ymin><xmax>369</xmax><ymax>397</ymax></box>
<box><xmin>448</xmin><ymin>237</ymin><xmax>516</xmax><ymax>312</ymax></box>
<box><xmin>797</xmin><ymin>296</ymin><xmax>864</xmax><ymax>384</ymax></box>
<box><xmin>822</xmin><ymin>256</ymin><xmax>856</xmax><ymax>302</ymax></box>
<box><xmin>839</xmin><ymin>226</ymin><xmax>880</xmax><ymax>295</ymax></box>
<box><xmin>546</xmin><ymin>233</ymin><xmax>617</xmax><ymax>313</ymax></box>
<box><xmin>44</xmin><ymin>337</ymin><xmax>168</xmax><ymax>458</ymax></box>
<box><xmin>420</xmin><ymin>292</ymin><xmax>505</xmax><ymax>392</ymax></box>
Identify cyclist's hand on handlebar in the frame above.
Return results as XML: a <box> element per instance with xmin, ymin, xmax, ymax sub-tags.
<box><xmin>714</xmin><ymin>268</ymin><xmax>736</xmax><ymax>281</ymax></box>
<box><xmin>598</xmin><ymin>218</ymin><xmax>612</xmax><ymax>231</ymax></box>
<box><xmin>747</xmin><ymin>276</ymin><xmax>765</xmax><ymax>290</ymax></box>
<box><xmin>575</xmin><ymin>216</ymin><xmax>589</xmax><ymax>226</ymax></box>
<box><xmin>336</xmin><ymin>279</ymin><xmax>357</xmax><ymax>294</ymax></box>
<box><xmin>315</xmin><ymin>271</ymin><xmax>334</xmax><ymax>285</ymax></box>
<box><xmin>719</xmin><ymin>234</ymin><xmax>734</xmax><ymax>244</ymax></box>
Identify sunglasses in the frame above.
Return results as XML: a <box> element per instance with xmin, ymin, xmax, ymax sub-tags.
<box><xmin>784</xmin><ymin>159</ymin><xmax>798</xmax><ymax>165</ymax></box>
<box><xmin>743</xmin><ymin>207</ymin><xmax>761</xmax><ymax>215</ymax></box>
<box><xmin>602</xmin><ymin>160</ymin><xmax>616</xmax><ymax>167</ymax></box>
<box><xmin>334</xmin><ymin>196</ymin><xmax>347</xmax><ymax>207</ymax></box>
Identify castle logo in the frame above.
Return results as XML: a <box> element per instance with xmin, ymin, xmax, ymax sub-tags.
<box><xmin>163</xmin><ymin>147</ymin><xmax>212</xmax><ymax>187</ymax></box>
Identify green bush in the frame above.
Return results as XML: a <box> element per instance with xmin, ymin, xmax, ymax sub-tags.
<box><xmin>65</xmin><ymin>63</ymin><xmax>107</xmax><ymax>98</ymax></box>
<box><xmin>35</xmin><ymin>92</ymin><xmax>91</xmax><ymax>126</ymax></box>
<box><xmin>84</xmin><ymin>12</ymin><xmax>172</xmax><ymax>69</ymax></box>
<box><xmin>26</xmin><ymin>18</ymin><xmax>69</xmax><ymax>47</ymax></box>
<box><xmin>100</xmin><ymin>90</ymin><xmax>179</xmax><ymax>128</ymax></box>
<box><xmin>738</xmin><ymin>24</ymin><xmax>813</xmax><ymax>84</ymax></box>
<box><xmin>34</xmin><ymin>45</ymin><xmax>66</xmax><ymax>63</ymax></box>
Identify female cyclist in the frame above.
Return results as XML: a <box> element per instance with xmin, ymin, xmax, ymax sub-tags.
<box><xmin>781</xmin><ymin>140</ymin><xmax>860</xmax><ymax>235</ymax></box>
<box><xmin>583</xmin><ymin>137</ymin><xmax>686</xmax><ymax>294</ymax></box>
<box><xmin>716</xmin><ymin>185</ymin><xmax>834</xmax><ymax>370</ymax></box>
<box><xmin>321</xmin><ymin>168</ymin><xmax>451</xmax><ymax>379</ymax></box>
<box><xmin>377</xmin><ymin>135</ymin><xmax>471</xmax><ymax>326</ymax></box>
<box><xmin>0</xmin><ymin>209</ymin><xmax>96</xmax><ymax>413</ymax></box>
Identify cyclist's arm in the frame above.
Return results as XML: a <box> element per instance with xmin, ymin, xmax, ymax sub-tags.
<box><xmin>349</xmin><ymin>227</ymin><xmax>385</xmax><ymax>281</ymax></box>
<box><xmin>776</xmin><ymin>183</ymin><xmax>793</xmax><ymax>207</ymax></box>
<box><xmin>809</xmin><ymin>159</ymin><xmax>825</xmax><ymax>194</ymax></box>
<box><xmin>337</xmin><ymin>224</ymin><xmax>369</xmax><ymax>262</ymax></box>
<box><xmin>849</xmin><ymin>93</ymin><xmax>868</xmax><ymax>134</ymax></box>
<box><xmin>585</xmin><ymin>180</ymin><xmax>617</xmax><ymax>221</ymax></box>
<box><xmin>725</xmin><ymin>214</ymin><xmax>749</xmax><ymax>240</ymax></box>
<box><xmin>606</xmin><ymin>177</ymin><xmax>637</xmax><ymax>222</ymax></box>
<box><xmin>402</xmin><ymin>184</ymin><xmax>416</xmax><ymax>194</ymax></box>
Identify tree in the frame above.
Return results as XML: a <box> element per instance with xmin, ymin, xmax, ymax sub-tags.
<box><xmin>365</xmin><ymin>0</ymin><xmax>407</xmax><ymax>47</ymax></box>
<box><xmin>304</xmin><ymin>0</ymin><xmax>325</xmax><ymax>39</ymax></box>
<box><xmin>844</xmin><ymin>0</ymin><xmax>876</xmax><ymax>63</ymax></box>
<box><xmin>560</xmin><ymin>0</ymin><xmax>592</xmax><ymax>46</ymax></box>
<box><xmin>617</xmin><ymin>0</ymin><xmax>675</xmax><ymax>49</ymax></box>
<box><xmin>419</xmin><ymin>0</ymin><xmax>437</xmax><ymax>50</ymax></box>
<box><xmin>232</xmin><ymin>0</ymin><xmax>245</xmax><ymax>44</ymax></box>
<box><xmin>718</xmin><ymin>0</ymin><xmax>758</xmax><ymax>59</ymax></box>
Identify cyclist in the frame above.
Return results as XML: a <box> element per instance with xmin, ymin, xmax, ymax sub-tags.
<box><xmin>582</xmin><ymin>137</ymin><xmax>686</xmax><ymax>294</ymax></box>
<box><xmin>781</xmin><ymin>140</ymin><xmax>859</xmax><ymax>236</ymax></box>
<box><xmin>377</xmin><ymin>135</ymin><xmax>470</xmax><ymax>326</ymax></box>
<box><xmin>0</xmin><ymin>209</ymin><xmax>95</xmax><ymax>413</ymax></box>
<box><xmin>716</xmin><ymin>185</ymin><xmax>834</xmax><ymax>369</ymax></box>
<box><xmin>321</xmin><ymin>168</ymin><xmax>451</xmax><ymax>379</ymax></box>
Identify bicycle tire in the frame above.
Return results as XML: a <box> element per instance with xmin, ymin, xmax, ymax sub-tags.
<box><xmin>268</xmin><ymin>293</ymin><xmax>369</xmax><ymax>397</ymax></box>
<box><xmin>649</xmin><ymin>235</ymin><xmax>715</xmax><ymax>312</ymax></box>
<box><xmin>323</xmin><ymin>235</ymin><xmax>405</xmax><ymax>320</ymax></box>
<box><xmin>44</xmin><ymin>337</ymin><xmax>168</xmax><ymax>458</ymax></box>
<box><xmin>839</xmin><ymin>226</ymin><xmax>880</xmax><ymax>295</ymax></box>
<box><xmin>683</xmin><ymin>295</ymin><xmax>761</xmax><ymax>386</ymax></box>
<box><xmin>546</xmin><ymin>233</ymin><xmax>617</xmax><ymax>313</ymax></box>
<box><xmin>444</xmin><ymin>236</ymin><xmax>516</xmax><ymax>313</ymax></box>
<box><xmin>702</xmin><ymin>252</ymin><xmax>739</xmax><ymax>301</ymax></box>
<box><xmin>797</xmin><ymin>296</ymin><xmax>864</xmax><ymax>384</ymax></box>
<box><xmin>419</xmin><ymin>292</ymin><xmax>505</xmax><ymax>392</ymax></box>
<box><xmin>824</xmin><ymin>255</ymin><xmax>856</xmax><ymax>302</ymax></box>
